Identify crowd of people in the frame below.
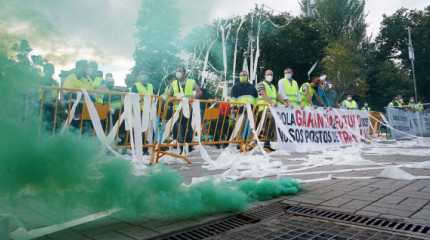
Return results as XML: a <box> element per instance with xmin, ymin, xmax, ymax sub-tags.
<box><xmin>38</xmin><ymin>60</ymin><xmax>425</xmax><ymax>153</ymax></box>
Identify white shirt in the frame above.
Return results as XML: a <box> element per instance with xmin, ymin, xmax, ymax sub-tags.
<box><xmin>278</xmin><ymin>78</ymin><xmax>301</xmax><ymax>102</ymax></box>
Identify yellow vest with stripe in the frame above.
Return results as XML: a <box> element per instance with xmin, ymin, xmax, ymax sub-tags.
<box><xmin>299</xmin><ymin>83</ymin><xmax>315</xmax><ymax>107</ymax></box>
<box><xmin>343</xmin><ymin>100</ymin><xmax>357</xmax><ymax>109</ymax></box>
<box><xmin>92</xmin><ymin>77</ymin><xmax>103</xmax><ymax>87</ymax></box>
<box><xmin>361</xmin><ymin>106</ymin><xmax>370</xmax><ymax>111</ymax></box>
<box><xmin>134</xmin><ymin>82</ymin><xmax>154</xmax><ymax>95</ymax></box>
<box><xmin>39</xmin><ymin>80</ymin><xmax>59</xmax><ymax>102</ymax></box>
<box><xmin>172</xmin><ymin>79</ymin><xmax>195</xmax><ymax>110</ymax></box>
<box><xmin>388</xmin><ymin>102</ymin><xmax>394</xmax><ymax>108</ymax></box>
<box><xmin>417</xmin><ymin>104</ymin><xmax>423</xmax><ymax>112</ymax></box>
<box><xmin>282</xmin><ymin>78</ymin><xmax>300</xmax><ymax>106</ymax></box>
<box><xmin>257</xmin><ymin>81</ymin><xmax>277</xmax><ymax>111</ymax></box>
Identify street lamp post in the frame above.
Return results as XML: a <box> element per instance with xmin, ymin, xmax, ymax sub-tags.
<box><xmin>408</xmin><ymin>26</ymin><xmax>418</xmax><ymax>101</ymax></box>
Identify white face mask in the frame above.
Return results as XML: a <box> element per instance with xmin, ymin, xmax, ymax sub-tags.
<box><xmin>347</xmin><ymin>97</ymin><xmax>352</xmax><ymax>101</ymax></box>
<box><xmin>285</xmin><ymin>73</ymin><xmax>292</xmax><ymax>79</ymax></box>
<box><xmin>328</xmin><ymin>84</ymin><xmax>333</xmax><ymax>89</ymax></box>
<box><xmin>265</xmin><ymin>75</ymin><xmax>273</xmax><ymax>82</ymax></box>
<box><xmin>400</xmin><ymin>99</ymin><xmax>403</xmax><ymax>102</ymax></box>
<box><xmin>176</xmin><ymin>72</ymin><xmax>183</xmax><ymax>79</ymax></box>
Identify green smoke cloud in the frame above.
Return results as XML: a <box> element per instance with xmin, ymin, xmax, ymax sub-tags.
<box><xmin>0</xmin><ymin>55</ymin><xmax>300</xmax><ymax>237</ymax></box>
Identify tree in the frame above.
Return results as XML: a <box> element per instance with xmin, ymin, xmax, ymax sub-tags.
<box><xmin>133</xmin><ymin>0</ymin><xmax>182</xmax><ymax>93</ymax></box>
<box><xmin>11</xmin><ymin>40</ymin><xmax>32</xmax><ymax>65</ymax></box>
<box><xmin>313</xmin><ymin>0</ymin><xmax>367</xmax><ymax>44</ymax></box>
<box><xmin>321</xmin><ymin>38</ymin><xmax>367</xmax><ymax>100</ymax></box>
<box><xmin>375</xmin><ymin>6</ymin><xmax>430</xmax><ymax>103</ymax></box>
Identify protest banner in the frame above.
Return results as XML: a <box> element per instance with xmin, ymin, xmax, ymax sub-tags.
<box><xmin>272</xmin><ymin>107</ymin><xmax>370</xmax><ymax>152</ymax></box>
<box><xmin>386</xmin><ymin>108</ymin><xmax>430</xmax><ymax>139</ymax></box>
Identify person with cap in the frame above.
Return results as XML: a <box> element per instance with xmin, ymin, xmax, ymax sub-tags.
<box><xmin>393</xmin><ymin>95</ymin><xmax>404</xmax><ymax>110</ymax></box>
<box><xmin>324</xmin><ymin>80</ymin><xmax>339</xmax><ymax>108</ymax></box>
<box><xmin>168</xmin><ymin>66</ymin><xmax>202</xmax><ymax>154</ymax></box>
<box><xmin>312</xmin><ymin>80</ymin><xmax>331</xmax><ymax>109</ymax></box>
<box><xmin>256</xmin><ymin>69</ymin><xmax>285</xmax><ymax>152</ymax></box>
<box><xmin>341</xmin><ymin>94</ymin><xmax>358</xmax><ymax>110</ymax></box>
<box><xmin>299</xmin><ymin>77</ymin><xmax>325</xmax><ymax>108</ymax></box>
<box><xmin>278</xmin><ymin>68</ymin><xmax>304</xmax><ymax>109</ymax></box>
<box><xmin>361</xmin><ymin>102</ymin><xmax>371</xmax><ymax>112</ymax></box>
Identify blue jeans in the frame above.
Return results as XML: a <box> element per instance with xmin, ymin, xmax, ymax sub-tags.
<box><xmin>173</xmin><ymin>115</ymin><xmax>193</xmax><ymax>144</ymax></box>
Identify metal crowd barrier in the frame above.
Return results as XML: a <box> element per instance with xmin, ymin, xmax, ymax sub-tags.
<box><xmin>244</xmin><ymin>103</ymin><xmax>277</xmax><ymax>152</ymax></box>
<box><xmin>33</xmin><ymin>87</ymin><xmax>284</xmax><ymax>165</ymax></box>
<box><xmin>153</xmin><ymin>98</ymin><xmax>249</xmax><ymax>164</ymax></box>
<box><xmin>35</xmin><ymin>86</ymin><xmax>163</xmax><ymax>161</ymax></box>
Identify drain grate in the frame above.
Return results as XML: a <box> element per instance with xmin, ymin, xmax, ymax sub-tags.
<box><xmin>284</xmin><ymin>204</ymin><xmax>430</xmax><ymax>238</ymax></box>
<box><xmin>149</xmin><ymin>204</ymin><xmax>285</xmax><ymax>240</ymax></box>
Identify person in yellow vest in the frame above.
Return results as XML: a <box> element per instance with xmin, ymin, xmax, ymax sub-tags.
<box><xmin>278</xmin><ymin>68</ymin><xmax>304</xmax><ymax>109</ymax></box>
<box><xmin>341</xmin><ymin>94</ymin><xmax>358</xmax><ymax>110</ymax></box>
<box><xmin>415</xmin><ymin>100</ymin><xmax>424</xmax><ymax>112</ymax></box>
<box><xmin>361</xmin><ymin>102</ymin><xmax>371</xmax><ymax>112</ymax></box>
<box><xmin>408</xmin><ymin>97</ymin><xmax>415</xmax><ymax>111</ymax></box>
<box><xmin>131</xmin><ymin>70</ymin><xmax>154</xmax><ymax>95</ymax></box>
<box><xmin>257</xmin><ymin>70</ymin><xmax>285</xmax><ymax>152</ymax></box>
<box><xmin>62</xmin><ymin>60</ymin><xmax>94</xmax><ymax>130</ymax></box>
<box><xmin>394</xmin><ymin>95</ymin><xmax>404</xmax><ymax>109</ymax></box>
<box><xmin>387</xmin><ymin>97</ymin><xmax>395</xmax><ymax>108</ymax></box>
<box><xmin>87</xmin><ymin>61</ymin><xmax>104</xmax><ymax>88</ymax></box>
<box><xmin>163</xmin><ymin>74</ymin><xmax>175</xmax><ymax>121</ymax></box>
<box><xmin>168</xmin><ymin>66</ymin><xmax>202</xmax><ymax>154</ymax></box>
<box><xmin>299</xmin><ymin>77</ymin><xmax>325</xmax><ymax>109</ymax></box>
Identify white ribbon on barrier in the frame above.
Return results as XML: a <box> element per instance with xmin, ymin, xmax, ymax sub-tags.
<box><xmin>161</xmin><ymin>99</ymin><xmax>191</xmax><ymax>143</ymax></box>
<box><xmin>60</xmin><ymin>91</ymin><xmax>83</xmax><ymax>133</ymax></box>
<box><xmin>229</xmin><ymin>111</ymin><xmax>245</xmax><ymax>141</ymax></box>
<box><xmin>245</xmin><ymin>103</ymin><xmax>269</xmax><ymax>158</ymax></box>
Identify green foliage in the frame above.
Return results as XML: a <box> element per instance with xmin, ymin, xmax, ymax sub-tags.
<box><xmin>321</xmin><ymin>38</ymin><xmax>367</xmax><ymax>100</ymax></box>
<box><xmin>11</xmin><ymin>40</ymin><xmax>32</xmax><ymax>65</ymax></box>
<box><xmin>373</xmin><ymin>6</ymin><xmax>430</xmax><ymax>103</ymax></box>
<box><xmin>134</xmin><ymin>0</ymin><xmax>182</xmax><ymax>93</ymax></box>
<box><xmin>313</xmin><ymin>0</ymin><xmax>367</xmax><ymax>44</ymax></box>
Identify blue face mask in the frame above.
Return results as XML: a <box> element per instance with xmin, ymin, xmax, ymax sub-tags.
<box><xmin>285</xmin><ymin>73</ymin><xmax>292</xmax><ymax>79</ymax></box>
<box><xmin>141</xmin><ymin>75</ymin><xmax>148</xmax><ymax>82</ymax></box>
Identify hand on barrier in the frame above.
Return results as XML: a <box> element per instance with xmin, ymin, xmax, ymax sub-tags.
<box><xmin>312</xmin><ymin>105</ymin><xmax>317</xmax><ymax>109</ymax></box>
<box><xmin>271</xmin><ymin>102</ymin><xmax>278</xmax><ymax>107</ymax></box>
<box><xmin>329</xmin><ymin>106</ymin><xmax>333</xmax><ymax>111</ymax></box>
<box><xmin>176</xmin><ymin>92</ymin><xmax>185</xmax><ymax>98</ymax></box>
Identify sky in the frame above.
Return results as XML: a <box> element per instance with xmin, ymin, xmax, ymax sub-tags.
<box><xmin>0</xmin><ymin>0</ymin><xmax>428</xmax><ymax>86</ymax></box>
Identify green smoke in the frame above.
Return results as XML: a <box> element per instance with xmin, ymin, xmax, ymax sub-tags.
<box><xmin>0</xmin><ymin>52</ymin><xmax>300</xmax><ymax>237</ymax></box>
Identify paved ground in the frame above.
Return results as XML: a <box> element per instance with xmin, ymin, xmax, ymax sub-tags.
<box><xmin>8</xmin><ymin>140</ymin><xmax>430</xmax><ymax>239</ymax></box>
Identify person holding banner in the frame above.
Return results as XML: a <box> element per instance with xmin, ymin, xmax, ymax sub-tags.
<box><xmin>257</xmin><ymin>70</ymin><xmax>285</xmax><ymax>151</ymax></box>
<box><xmin>299</xmin><ymin>77</ymin><xmax>325</xmax><ymax>108</ymax></box>
<box><xmin>278</xmin><ymin>68</ymin><xmax>304</xmax><ymax>109</ymax></box>
<box><xmin>341</xmin><ymin>94</ymin><xmax>358</xmax><ymax>110</ymax></box>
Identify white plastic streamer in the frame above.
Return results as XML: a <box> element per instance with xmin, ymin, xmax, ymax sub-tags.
<box><xmin>245</xmin><ymin>103</ymin><xmax>269</xmax><ymax>158</ymax></box>
<box><xmin>60</xmin><ymin>91</ymin><xmax>82</xmax><ymax>133</ymax></box>
<box><xmin>232</xmin><ymin>17</ymin><xmax>245</xmax><ymax>85</ymax></box>
<box><xmin>141</xmin><ymin>95</ymin><xmax>152</xmax><ymax>132</ymax></box>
